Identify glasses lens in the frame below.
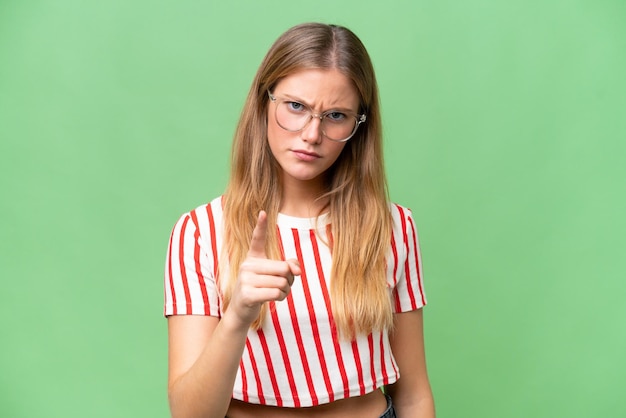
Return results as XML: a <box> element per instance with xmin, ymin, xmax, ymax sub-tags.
<box><xmin>275</xmin><ymin>100</ymin><xmax>358</xmax><ymax>142</ymax></box>
<box><xmin>275</xmin><ymin>101</ymin><xmax>310</xmax><ymax>131</ymax></box>
<box><xmin>322</xmin><ymin>113</ymin><xmax>357</xmax><ymax>141</ymax></box>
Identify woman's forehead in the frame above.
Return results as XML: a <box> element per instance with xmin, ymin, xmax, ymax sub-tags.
<box><xmin>272</xmin><ymin>68</ymin><xmax>359</xmax><ymax>110</ymax></box>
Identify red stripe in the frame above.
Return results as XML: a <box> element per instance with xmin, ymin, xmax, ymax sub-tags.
<box><xmin>367</xmin><ymin>333</ymin><xmax>377</xmax><ymax>390</ymax></box>
<box><xmin>378</xmin><ymin>333</ymin><xmax>389</xmax><ymax>385</ymax></box>
<box><xmin>269</xmin><ymin>301</ymin><xmax>301</xmax><ymax>407</ymax></box>
<box><xmin>397</xmin><ymin>206</ymin><xmax>418</xmax><ymax>310</ymax></box>
<box><xmin>280</xmin><ymin>231</ymin><xmax>318</xmax><ymax>405</ymax></box>
<box><xmin>190</xmin><ymin>211</ymin><xmax>210</xmax><ymax>315</ymax></box>
<box><xmin>390</xmin><ymin>350</ymin><xmax>399</xmax><ymax>379</ymax></box>
<box><xmin>239</xmin><ymin>358</ymin><xmax>249</xmax><ymax>402</ymax></box>
<box><xmin>293</xmin><ymin>229</ymin><xmax>334</xmax><ymax>402</ymax></box>
<box><xmin>245</xmin><ymin>339</ymin><xmax>265</xmax><ymax>404</ymax></box>
<box><xmin>389</xmin><ymin>327</ymin><xmax>399</xmax><ymax>378</ymax></box>
<box><xmin>390</xmin><ymin>231</ymin><xmax>399</xmax><ymax>286</ymax></box>
<box><xmin>257</xmin><ymin>329</ymin><xmax>282</xmax><ymax>406</ymax></box>
<box><xmin>166</xmin><ymin>227</ymin><xmax>177</xmax><ymax>315</ymax></box>
<box><xmin>351</xmin><ymin>340</ymin><xmax>366</xmax><ymax>396</ymax></box>
<box><xmin>205</xmin><ymin>204</ymin><xmax>221</xmax><ymax>313</ymax></box>
<box><xmin>275</xmin><ymin>231</ymin><xmax>302</xmax><ymax>406</ymax></box>
<box><xmin>390</xmin><ymin>232</ymin><xmax>402</xmax><ymax>312</ymax></box>
<box><xmin>408</xmin><ymin>215</ymin><xmax>427</xmax><ymax>306</ymax></box>
<box><xmin>311</xmin><ymin>230</ymin><xmax>349</xmax><ymax>399</ymax></box>
<box><xmin>178</xmin><ymin>216</ymin><xmax>192</xmax><ymax>313</ymax></box>
<box><xmin>206</xmin><ymin>205</ymin><xmax>219</xmax><ymax>279</ymax></box>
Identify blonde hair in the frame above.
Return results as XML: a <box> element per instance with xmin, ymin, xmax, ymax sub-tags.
<box><xmin>222</xmin><ymin>23</ymin><xmax>392</xmax><ymax>339</ymax></box>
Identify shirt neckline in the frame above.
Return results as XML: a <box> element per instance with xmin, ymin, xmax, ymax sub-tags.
<box><xmin>276</xmin><ymin>212</ymin><xmax>330</xmax><ymax>230</ymax></box>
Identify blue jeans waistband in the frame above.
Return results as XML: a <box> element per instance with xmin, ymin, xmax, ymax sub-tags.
<box><xmin>379</xmin><ymin>395</ymin><xmax>396</xmax><ymax>418</ymax></box>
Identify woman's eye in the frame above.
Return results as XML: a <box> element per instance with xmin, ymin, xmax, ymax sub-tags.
<box><xmin>286</xmin><ymin>101</ymin><xmax>305</xmax><ymax>112</ymax></box>
<box><xmin>326</xmin><ymin>112</ymin><xmax>347</xmax><ymax>122</ymax></box>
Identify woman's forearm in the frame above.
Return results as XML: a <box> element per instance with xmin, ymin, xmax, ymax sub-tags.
<box><xmin>168</xmin><ymin>313</ymin><xmax>250</xmax><ymax>418</ymax></box>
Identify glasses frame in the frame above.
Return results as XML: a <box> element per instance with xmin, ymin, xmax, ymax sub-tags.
<box><xmin>268</xmin><ymin>91</ymin><xmax>366</xmax><ymax>143</ymax></box>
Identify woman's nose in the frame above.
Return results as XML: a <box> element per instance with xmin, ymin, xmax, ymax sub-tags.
<box><xmin>300</xmin><ymin>115</ymin><xmax>323</xmax><ymax>143</ymax></box>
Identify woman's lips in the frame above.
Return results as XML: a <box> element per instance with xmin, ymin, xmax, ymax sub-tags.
<box><xmin>292</xmin><ymin>149</ymin><xmax>321</xmax><ymax>161</ymax></box>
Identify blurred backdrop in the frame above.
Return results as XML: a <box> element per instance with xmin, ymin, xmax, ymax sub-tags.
<box><xmin>1</xmin><ymin>1</ymin><xmax>624</xmax><ymax>417</ymax></box>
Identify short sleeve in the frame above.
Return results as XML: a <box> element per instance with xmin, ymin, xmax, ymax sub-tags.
<box><xmin>163</xmin><ymin>207</ymin><xmax>222</xmax><ymax>317</ymax></box>
<box><xmin>390</xmin><ymin>205</ymin><xmax>427</xmax><ymax>313</ymax></box>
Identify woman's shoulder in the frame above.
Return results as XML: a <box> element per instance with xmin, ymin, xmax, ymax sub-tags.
<box><xmin>388</xmin><ymin>201</ymin><xmax>417</xmax><ymax>223</ymax></box>
<box><xmin>388</xmin><ymin>202</ymin><xmax>422</xmax><ymax>245</ymax></box>
<box><xmin>170</xmin><ymin>196</ymin><xmax>225</xmax><ymax>232</ymax></box>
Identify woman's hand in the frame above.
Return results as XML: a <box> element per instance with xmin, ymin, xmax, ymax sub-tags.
<box><xmin>228</xmin><ymin>210</ymin><xmax>301</xmax><ymax>327</ymax></box>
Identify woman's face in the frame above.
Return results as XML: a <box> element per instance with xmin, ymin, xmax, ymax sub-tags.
<box><xmin>267</xmin><ymin>68</ymin><xmax>360</xmax><ymax>191</ymax></box>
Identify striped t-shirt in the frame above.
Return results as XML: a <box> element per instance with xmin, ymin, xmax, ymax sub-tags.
<box><xmin>164</xmin><ymin>196</ymin><xmax>426</xmax><ymax>407</ymax></box>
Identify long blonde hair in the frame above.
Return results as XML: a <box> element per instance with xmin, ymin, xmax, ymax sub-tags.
<box><xmin>222</xmin><ymin>23</ymin><xmax>392</xmax><ymax>339</ymax></box>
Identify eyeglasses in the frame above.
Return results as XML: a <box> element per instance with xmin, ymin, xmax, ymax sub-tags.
<box><xmin>268</xmin><ymin>91</ymin><xmax>366</xmax><ymax>142</ymax></box>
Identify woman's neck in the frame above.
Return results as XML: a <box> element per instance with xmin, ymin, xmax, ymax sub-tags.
<box><xmin>279</xmin><ymin>177</ymin><xmax>329</xmax><ymax>218</ymax></box>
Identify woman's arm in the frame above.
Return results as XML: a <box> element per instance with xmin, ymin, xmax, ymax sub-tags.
<box><xmin>167</xmin><ymin>211</ymin><xmax>300</xmax><ymax>418</ymax></box>
<box><xmin>387</xmin><ymin>309</ymin><xmax>435</xmax><ymax>418</ymax></box>
<box><xmin>167</xmin><ymin>313</ymin><xmax>248</xmax><ymax>418</ymax></box>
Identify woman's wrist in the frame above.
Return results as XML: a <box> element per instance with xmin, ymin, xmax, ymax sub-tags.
<box><xmin>219</xmin><ymin>308</ymin><xmax>254</xmax><ymax>338</ymax></box>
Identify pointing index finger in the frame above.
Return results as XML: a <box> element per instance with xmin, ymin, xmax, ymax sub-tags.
<box><xmin>247</xmin><ymin>210</ymin><xmax>268</xmax><ymax>258</ymax></box>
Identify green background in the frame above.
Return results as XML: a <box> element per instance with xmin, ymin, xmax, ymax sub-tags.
<box><xmin>1</xmin><ymin>0</ymin><xmax>624</xmax><ymax>417</ymax></box>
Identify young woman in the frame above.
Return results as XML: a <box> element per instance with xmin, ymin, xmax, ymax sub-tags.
<box><xmin>164</xmin><ymin>23</ymin><xmax>435</xmax><ymax>418</ymax></box>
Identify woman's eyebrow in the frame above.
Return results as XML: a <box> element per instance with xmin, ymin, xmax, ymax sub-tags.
<box><xmin>280</xmin><ymin>93</ymin><xmax>355</xmax><ymax>113</ymax></box>
<box><xmin>280</xmin><ymin>93</ymin><xmax>313</xmax><ymax>108</ymax></box>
